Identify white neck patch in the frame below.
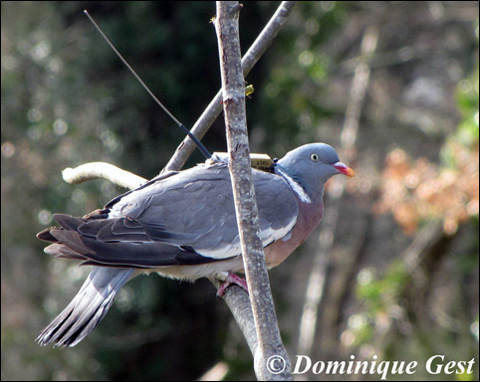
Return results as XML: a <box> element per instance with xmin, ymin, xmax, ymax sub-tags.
<box><xmin>275</xmin><ymin>167</ymin><xmax>311</xmax><ymax>204</ymax></box>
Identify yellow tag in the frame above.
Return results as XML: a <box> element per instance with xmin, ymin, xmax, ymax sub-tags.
<box><xmin>210</xmin><ymin>152</ymin><xmax>274</xmax><ymax>172</ymax></box>
<box><xmin>245</xmin><ymin>84</ymin><xmax>254</xmax><ymax>96</ymax></box>
<box><xmin>250</xmin><ymin>153</ymin><xmax>273</xmax><ymax>172</ymax></box>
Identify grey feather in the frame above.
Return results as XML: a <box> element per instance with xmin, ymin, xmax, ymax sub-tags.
<box><xmin>36</xmin><ymin>268</ymin><xmax>134</xmax><ymax>347</ymax></box>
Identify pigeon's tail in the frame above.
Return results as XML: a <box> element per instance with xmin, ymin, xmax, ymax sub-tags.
<box><xmin>36</xmin><ymin>267</ymin><xmax>135</xmax><ymax>347</ymax></box>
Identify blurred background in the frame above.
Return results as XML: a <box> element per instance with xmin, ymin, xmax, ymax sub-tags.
<box><xmin>1</xmin><ymin>1</ymin><xmax>478</xmax><ymax>380</ymax></box>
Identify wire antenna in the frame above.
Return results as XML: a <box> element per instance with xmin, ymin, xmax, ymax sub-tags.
<box><xmin>83</xmin><ymin>10</ymin><xmax>212</xmax><ymax>160</ymax></box>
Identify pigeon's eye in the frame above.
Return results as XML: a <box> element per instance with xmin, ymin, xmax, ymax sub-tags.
<box><xmin>310</xmin><ymin>153</ymin><xmax>319</xmax><ymax>161</ymax></box>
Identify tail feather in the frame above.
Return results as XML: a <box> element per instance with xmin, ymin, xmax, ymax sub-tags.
<box><xmin>37</xmin><ymin>267</ymin><xmax>135</xmax><ymax>347</ymax></box>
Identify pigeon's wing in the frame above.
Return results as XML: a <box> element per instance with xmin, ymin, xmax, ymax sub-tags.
<box><xmin>42</xmin><ymin>163</ymin><xmax>299</xmax><ymax>268</ymax></box>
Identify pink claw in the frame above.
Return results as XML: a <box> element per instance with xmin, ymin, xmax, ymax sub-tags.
<box><xmin>217</xmin><ymin>272</ymin><xmax>249</xmax><ymax>297</ymax></box>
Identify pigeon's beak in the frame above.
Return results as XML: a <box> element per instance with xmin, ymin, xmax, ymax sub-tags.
<box><xmin>333</xmin><ymin>162</ymin><xmax>355</xmax><ymax>177</ymax></box>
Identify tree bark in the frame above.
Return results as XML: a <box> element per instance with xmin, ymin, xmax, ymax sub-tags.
<box><xmin>215</xmin><ymin>2</ymin><xmax>291</xmax><ymax>380</ymax></box>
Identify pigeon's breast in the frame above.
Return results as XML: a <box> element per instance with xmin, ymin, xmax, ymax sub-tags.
<box><xmin>264</xmin><ymin>198</ymin><xmax>324</xmax><ymax>268</ymax></box>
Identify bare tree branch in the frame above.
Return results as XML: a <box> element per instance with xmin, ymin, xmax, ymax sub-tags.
<box><xmin>209</xmin><ymin>279</ymin><xmax>259</xmax><ymax>354</ymax></box>
<box><xmin>62</xmin><ymin>162</ymin><xmax>147</xmax><ymax>189</ymax></box>
<box><xmin>163</xmin><ymin>1</ymin><xmax>296</xmax><ymax>173</ymax></box>
<box><xmin>215</xmin><ymin>2</ymin><xmax>291</xmax><ymax>380</ymax></box>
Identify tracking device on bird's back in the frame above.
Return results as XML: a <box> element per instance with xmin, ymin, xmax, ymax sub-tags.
<box><xmin>250</xmin><ymin>153</ymin><xmax>274</xmax><ymax>172</ymax></box>
<box><xmin>209</xmin><ymin>152</ymin><xmax>274</xmax><ymax>173</ymax></box>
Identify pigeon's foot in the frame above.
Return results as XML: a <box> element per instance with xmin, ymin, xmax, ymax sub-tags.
<box><xmin>216</xmin><ymin>272</ymin><xmax>249</xmax><ymax>297</ymax></box>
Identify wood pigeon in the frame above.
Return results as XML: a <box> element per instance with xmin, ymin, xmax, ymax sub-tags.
<box><xmin>36</xmin><ymin>142</ymin><xmax>354</xmax><ymax>347</ymax></box>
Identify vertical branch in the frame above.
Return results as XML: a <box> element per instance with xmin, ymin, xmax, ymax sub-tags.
<box><xmin>214</xmin><ymin>2</ymin><xmax>291</xmax><ymax>380</ymax></box>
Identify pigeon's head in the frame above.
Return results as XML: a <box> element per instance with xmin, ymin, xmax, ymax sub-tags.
<box><xmin>275</xmin><ymin>143</ymin><xmax>354</xmax><ymax>202</ymax></box>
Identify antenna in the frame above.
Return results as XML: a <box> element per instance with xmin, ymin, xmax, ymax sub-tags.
<box><xmin>83</xmin><ymin>10</ymin><xmax>212</xmax><ymax>160</ymax></box>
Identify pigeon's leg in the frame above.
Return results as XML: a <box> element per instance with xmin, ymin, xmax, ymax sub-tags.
<box><xmin>216</xmin><ymin>272</ymin><xmax>249</xmax><ymax>297</ymax></box>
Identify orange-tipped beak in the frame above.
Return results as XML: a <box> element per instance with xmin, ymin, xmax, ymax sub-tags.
<box><xmin>333</xmin><ymin>162</ymin><xmax>355</xmax><ymax>177</ymax></box>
